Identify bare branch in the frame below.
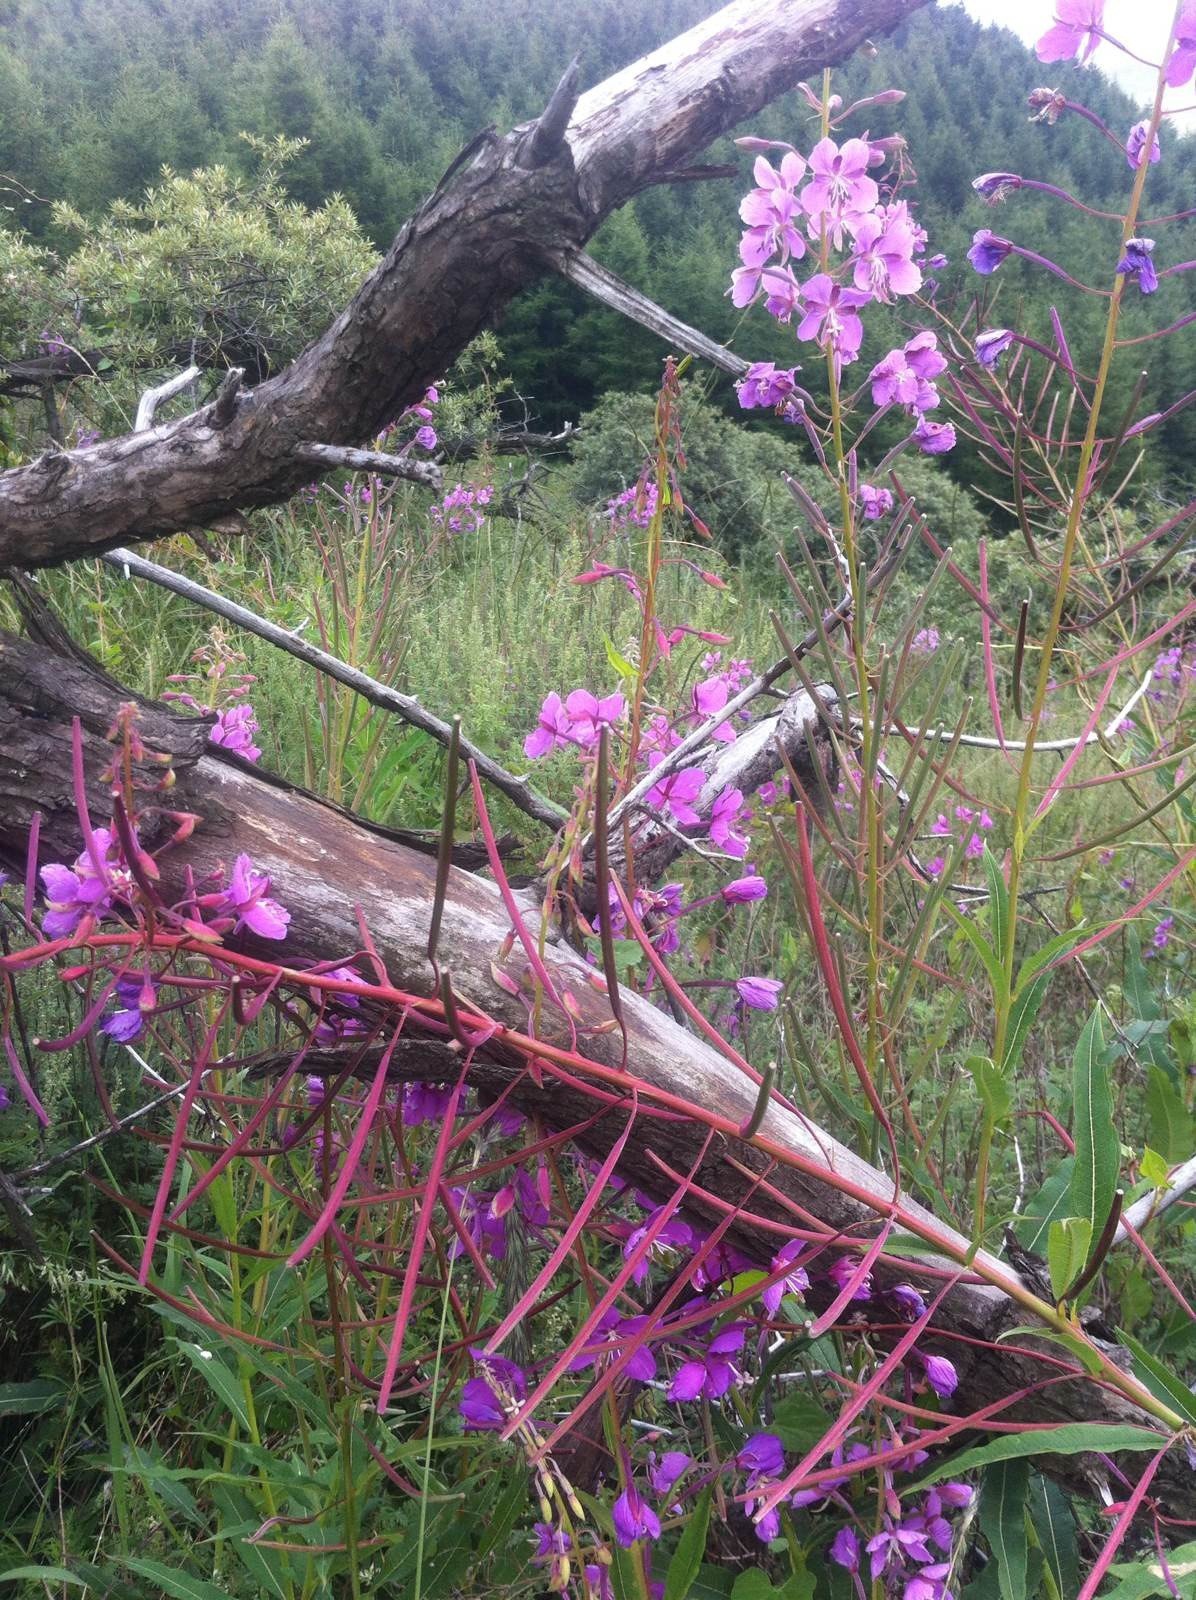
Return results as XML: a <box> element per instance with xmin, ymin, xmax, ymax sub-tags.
<box><xmin>520</xmin><ymin>55</ymin><xmax>582</xmax><ymax>167</ymax></box>
<box><xmin>296</xmin><ymin>441</ymin><xmax>443</xmax><ymax>489</ymax></box>
<box><xmin>556</xmin><ymin>252</ymin><xmax>750</xmax><ymax>376</ymax></box>
<box><xmin>135</xmin><ymin>365</ymin><xmax>201</xmax><ymax>431</ymax></box>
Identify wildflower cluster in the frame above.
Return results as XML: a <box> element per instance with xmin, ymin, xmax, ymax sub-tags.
<box><xmin>164</xmin><ymin>639</ymin><xmax>262</xmax><ymax>763</ymax></box>
<box><xmin>429</xmin><ymin>481</ymin><xmax>494</xmax><ymax>534</ymax></box>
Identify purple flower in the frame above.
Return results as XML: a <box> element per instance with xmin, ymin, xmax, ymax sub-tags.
<box><xmin>459</xmin><ymin>1351</ymin><xmax>526</xmax><ymax>1431</ymax></box>
<box><xmin>415</xmin><ymin>425</ymin><xmax>437</xmax><ymax>451</ymax></box>
<box><xmin>867</xmin><ymin>1521</ymin><xmax>934</xmax><ymax>1580</ymax></box>
<box><xmin>796</xmin><ymin>275</ymin><xmax>871</xmax><ymax>369</ymax></box>
<box><xmin>646</xmin><ymin>761</ymin><xmax>706</xmax><ymax>827</ymax></box>
<box><xmin>1117</xmin><ymin>237</ymin><xmax>1158</xmax><ymax>294</ymax></box>
<box><xmin>1153</xmin><ymin>916</ymin><xmax>1174</xmax><ymax>950</ymax></box>
<box><xmin>722</xmin><ymin>874</ymin><xmax>768</xmax><ymax>904</ymax></box>
<box><xmin>222</xmin><ymin>854</ymin><xmax>290</xmax><ymax>940</ymax></box>
<box><xmin>888</xmin><ymin>1283</ymin><xmax>928</xmax><ymax>1321</ymax></box>
<box><xmin>737</xmin><ymin>361</ymin><xmax>801</xmax><ymax>410</ymax></box>
<box><xmin>972</xmin><ymin>172</ymin><xmax>1022</xmax><ymax>202</ymax></box>
<box><xmin>1126</xmin><ymin>120</ymin><xmax>1161</xmax><ymax>169</ymax></box>
<box><xmin>524</xmin><ymin>692</ymin><xmax>574</xmax><ymax>759</ymax></box>
<box><xmin>913</xmin><ymin>417</ymin><xmax>956</xmax><ymax>455</ymax></box>
<box><xmin>802</xmin><ymin>137</ymin><xmax>879</xmax><ymax>231</ymax></box>
<box><xmin>735</xmin><ymin>976</ymin><xmax>783</xmax><ymax>1011</ymax></box>
<box><xmin>737</xmin><ymin>1433</ymin><xmax>785</xmax><ymax>1481</ymax></box>
<box><xmin>738</xmin><ymin>151</ymin><xmax>808</xmax><ymax>269</ymax></box>
<box><xmin>975</xmin><ymin>328</ymin><xmax>1015</xmax><ymax>371</ymax></box>
<box><xmin>100</xmin><ymin>974</ymin><xmax>157</xmax><ymax>1043</ymax></box>
<box><xmin>623</xmin><ymin>1206</ymin><xmax>695</xmax><ymax>1284</ymax></box>
<box><xmin>1036</xmin><ymin>0</ymin><xmax>1104</xmax><ymax>62</ymax></box>
<box><xmin>762</xmin><ymin>1238</ymin><xmax>809</xmax><ymax>1316</ymax></box>
<box><xmin>827</xmin><ymin>1255</ymin><xmax>872</xmax><ymax>1300</ymax></box>
<box><xmin>209</xmin><ymin>702</ymin><xmax>262</xmax><ymax>763</ymax></box>
<box><xmin>565</xmin><ymin>689</ymin><xmax>625</xmax><ymax>750</ymax></box>
<box><xmin>403</xmin><ymin>1080</ymin><xmax>455</xmax><ymax>1126</ymax></box>
<box><xmin>668</xmin><ymin>1323</ymin><xmax>746</xmax><ymax>1402</ymax></box>
<box><xmin>649</xmin><ymin>1451</ymin><xmax>692</xmax><ymax>1496</ymax></box>
<box><xmin>869</xmin><ymin>331</ymin><xmax>946</xmax><ymax>414</ymax></box>
<box><xmin>919</xmin><ymin>1353</ymin><xmax>959</xmax><ymax>1398</ymax></box>
<box><xmin>612</xmin><ymin>1482</ymin><xmax>661</xmax><ymax>1547</ymax></box>
<box><xmin>859</xmin><ymin>483</ymin><xmax>894</xmax><ymax>520</ymax></box>
<box><xmin>912</xmin><ymin>627</ymin><xmax>940</xmax><ymax>655</ymax></box>
<box><xmin>851</xmin><ymin>213</ymin><xmax>922</xmax><ymax>302</ymax></box>
<box><xmin>0</xmin><ymin>1083</ymin><xmax>10</xmax><ymax>1112</ymax></box>
<box><xmin>40</xmin><ymin>827</ymin><xmax>127</xmax><ymax>939</ymax></box>
<box><xmin>570</xmin><ymin>1309</ymin><xmax>658</xmax><ymax>1381</ymax></box>
<box><xmin>1166</xmin><ymin>0</ymin><xmax>1196</xmax><ymax>85</ymax></box>
<box><xmin>709</xmin><ymin>787</ymin><xmax>749</xmax><ymax>858</ymax></box>
<box><xmin>967</xmin><ymin>230</ymin><xmax>1014</xmax><ymax>275</ymax></box>
<box><xmin>829</xmin><ymin>1527</ymin><xmax>860</xmax><ymax>1572</ymax></box>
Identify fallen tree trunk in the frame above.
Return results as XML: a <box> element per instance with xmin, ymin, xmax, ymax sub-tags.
<box><xmin>0</xmin><ymin>0</ymin><xmax>931</xmax><ymax>570</ymax></box>
<box><xmin>0</xmin><ymin>626</ymin><xmax>1190</xmax><ymax>1519</ymax></box>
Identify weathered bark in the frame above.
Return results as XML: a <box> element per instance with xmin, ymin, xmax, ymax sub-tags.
<box><xmin>0</xmin><ymin>0</ymin><xmax>931</xmax><ymax>571</ymax></box>
<box><xmin>0</xmin><ymin>627</ymin><xmax>1190</xmax><ymax>1520</ymax></box>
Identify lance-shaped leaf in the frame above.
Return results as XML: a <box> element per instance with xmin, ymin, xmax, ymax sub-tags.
<box><xmin>1070</xmin><ymin>1008</ymin><xmax>1119</xmax><ymax>1246</ymax></box>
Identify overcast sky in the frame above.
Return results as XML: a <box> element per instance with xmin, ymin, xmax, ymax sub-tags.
<box><xmin>948</xmin><ymin>0</ymin><xmax>1195</xmax><ymax>127</ymax></box>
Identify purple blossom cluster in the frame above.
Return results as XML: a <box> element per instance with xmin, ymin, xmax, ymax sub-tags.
<box><xmin>606</xmin><ymin>480</ymin><xmax>659</xmax><ymax>529</ymax></box>
<box><xmin>429</xmin><ymin>481</ymin><xmax>494</xmax><ymax>535</ymax></box>
<box><xmin>729</xmin><ymin>136</ymin><xmax>930</xmax><ymax>379</ymax></box>
<box><xmin>925</xmin><ymin>804</ymin><xmax>995</xmax><ymax>877</ymax></box>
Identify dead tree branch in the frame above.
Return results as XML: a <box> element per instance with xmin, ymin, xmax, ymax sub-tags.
<box><xmin>0</xmin><ymin>0</ymin><xmax>932</xmax><ymax>570</ymax></box>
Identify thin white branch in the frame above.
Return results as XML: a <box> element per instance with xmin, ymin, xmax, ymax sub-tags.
<box><xmin>134</xmin><ymin>365</ymin><xmax>200</xmax><ymax>431</ymax></box>
<box><xmin>1115</xmin><ymin>1154</ymin><xmax>1196</xmax><ymax>1244</ymax></box>
<box><xmin>876</xmin><ymin>670</ymin><xmax>1153</xmax><ymax>753</ymax></box>
<box><xmin>296</xmin><ymin>441</ymin><xmax>443</xmax><ymax>489</ymax></box>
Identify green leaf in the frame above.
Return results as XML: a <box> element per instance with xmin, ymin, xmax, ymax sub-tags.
<box><xmin>1146</xmin><ymin>1067</ymin><xmax>1192</xmax><ymax>1164</ymax></box>
<box><xmin>979</xmin><ymin>1458</ymin><xmax>1029</xmax><ymax>1600</ymax></box>
<box><xmin>0</xmin><ymin>1568</ymin><xmax>89</xmax><ymax>1588</ymax></box>
<box><xmin>1103</xmin><ymin>1542</ymin><xmax>1196</xmax><ymax>1600</ymax></box>
<box><xmin>966</xmin><ymin>1054</ymin><xmax>1013</xmax><ymax>1124</ymax></box>
<box><xmin>604</xmin><ymin>635</ymin><xmax>636</xmax><ymax>680</ymax></box>
<box><xmin>1028</xmin><ymin>1472</ymin><xmax>1078</xmax><ymax>1600</ymax></box>
<box><xmin>730</xmin><ymin>1570</ymin><xmax>814</xmax><ymax>1600</ymax></box>
<box><xmin>943</xmin><ymin>900</ymin><xmax>1009</xmax><ymax>1010</ymax></box>
<box><xmin>0</xmin><ymin>1378</ymin><xmax>66</xmax><ymax>1416</ymax></box>
<box><xmin>1069</xmin><ymin>1008</ymin><xmax>1119</xmax><ymax>1241</ymax></box>
<box><xmin>1140</xmin><ymin>1147</ymin><xmax>1170</xmax><ymax>1188</ymax></box>
<box><xmin>1012</xmin><ymin>1158</ymin><xmax>1075</xmax><ymax>1255</ymax></box>
<box><xmin>171</xmin><ymin>1340</ymin><xmax>251</xmax><ymax>1431</ymax></box>
<box><xmin>1117</xmin><ymin>1328</ymin><xmax>1196</xmax><ymax>1425</ymax></box>
<box><xmin>912</xmin><ymin>1423</ymin><xmax>1170</xmax><ymax>1486</ymax></box>
<box><xmin>769</xmin><ymin>1392</ymin><xmax>834</xmax><ymax>1455</ymax></box>
<box><xmin>1013</xmin><ymin>925</ymin><xmax>1086</xmax><ymax>997</ymax></box>
<box><xmin>983</xmin><ymin>845</ymin><xmax>1010</xmax><ymax>966</ymax></box>
<box><xmin>664</xmin><ymin>1482</ymin><xmax>713</xmax><ymax>1600</ymax></box>
<box><xmin>121</xmin><ymin>1561</ymin><xmax>236</xmax><ymax>1600</ymax></box>
<box><xmin>1047</xmin><ymin>1216</ymin><xmax>1091</xmax><ymax>1300</ymax></box>
<box><xmin>1001</xmin><ymin>970</ymin><xmax>1051</xmax><ymax>1075</ymax></box>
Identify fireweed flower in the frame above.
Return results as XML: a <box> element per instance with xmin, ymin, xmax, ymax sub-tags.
<box><xmin>738</xmin><ymin>151</ymin><xmax>808</xmax><ymax>267</ymax></box>
<box><xmin>569</xmin><ymin>1309</ymin><xmax>658</xmax><ymax>1382</ymax></box>
<box><xmin>851</xmin><ymin>212</ymin><xmax>922</xmax><ymax>301</ymax></box>
<box><xmin>975</xmin><ymin>328</ymin><xmax>1015</xmax><ymax>370</ymax></box>
<box><xmin>761</xmin><ymin>1238</ymin><xmax>809</xmax><ymax>1315</ymax></box>
<box><xmin>523</xmin><ymin>692</ymin><xmax>574</xmax><ymax>758</ymax></box>
<box><xmin>968</xmin><ymin>229</ymin><xmax>1014</xmax><ymax>275</ymax></box>
<box><xmin>1166</xmin><ymin>0</ymin><xmax>1196</xmax><ymax>85</ymax></box>
<box><xmin>828</xmin><ymin>1255</ymin><xmax>872</xmax><ymax>1300</ymax></box>
<box><xmin>209</xmin><ymin>701</ymin><xmax>262</xmax><ymax>762</ymax></box>
<box><xmin>859</xmin><ymin>483</ymin><xmax>894</xmax><ymax>520</ymax></box>
<box><xmin>40</xmin><ymin>827</ymin><xmax>128</xmax><ymax>938</ymax></box>
<box><xmin>708</xmin><ymin>787</ymin><xmax>749</xmax><ymax>857</ymax></box>
<box><xmin>918</xmin><ymin>1352</ymin><xmax>959</xmax><ymax>1398</ymax></box>
<box><xmin>564</xmin><ymin>689</ymin><xmax>625</xmax><ymax>749</ymax></box>
<box><xmin>737</xmin><ymin>1432</ymin><xmax>785</xmax><ymax>1482</ymax></box>
<box><xmin>1117</xmin><ymin>236</ymin><xmax>1158</xmax><ymax>294</ymax></box>
<box><xmin>801</xmin><ymin>136</ymin><xmax>880</xmax><ymax>236</ymax></box>
<box><xmin>1126</xmin><ymin>119</ymin><xmax>1161</xmax><ymax>168</ymax></box>
<box><xmin>911</xmin><ymin>627</ymin><xmax>940</xmax><ymax>654</ymax></box>
<box><xmin>830</xmin><ymin>1527</ymin><xmax>860</xmax><ymax>1572</ymax></box>
<box><xmin>796</xmin><ymin>275</ymin><xmax>871</xmax><ymax>369</ymax></box>
<box><xmin>736</xmin><ymin>976</ymin><xmax>783</xmax><ymax>1010</ymax></box>
<box><xmin>737</xmin><ymin>361</ymin><xmax>800</xmax><ymax>409</ymax></box>
<box><xmin>100</xmin><ymin>973</ymin><xmax>158</xmax><ymax>1043</ymax></box>
<box><xmin>667</xmin><ymin>1322</ymin><xmax>746</xmax><ymax>1401</ymax></box>
<box><xmin>869</xmin><ymin>330</ymin><xmax>946</xmax><ymax>414</ymax></box>
<box><xmin>913</xmin><ymin>417</ymin><xmax>956</xmax><ymax>455</ymax></box>
<box><xmin>612</xmin><ymin>1480</ymin><xmax>662</xmax><ymax>1547</ymax></box>
<box><xmin>1153</xmin><ymin>916</ymin><xmax>1174</xmax><ymax>950</ymax></box>
<box><xmin>219</xmin><ymin>854</ymin><xmax>290</xmax><ymax>940</ymax></box>
<box><xmin>649</xmin><ymin>1450</ymin><xmax>692</xmax><ymax>1496</ymax></box>
<box><xmin>972</xmin><ymin>171</ymin><xmax>1022</xmax><ymax>202</ymax></box>
<box><xmin>645</xmin><ymin>759</ymin><xmax>706</xmax><ymax>826</ymax></box>
<box><xmin>623</xmin><ymin>1205</ymin><xmax>695</xmax><ymax>1283</ymax></box>
<box><xmin>722</xmin><ymin>873</ymin><xmax>768</xmax><ymax>904</ymax></box>
<box><xmin>1036</xmin><ymin>0</ymin><xmax>1104</xmax><ymax>62</ymax></box>
<box><xmin>458</xmin><ymin>1351</ymin><xmax>526</xmax><ymax>1431</ymax></box>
